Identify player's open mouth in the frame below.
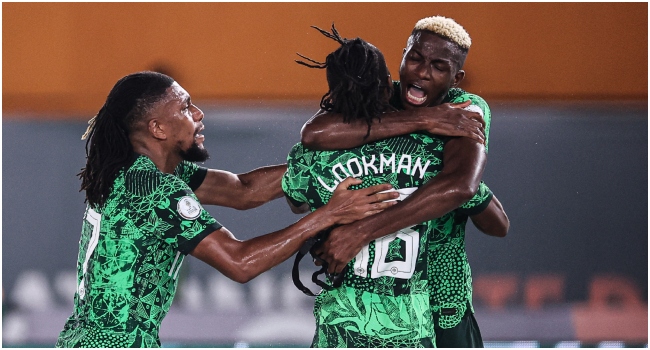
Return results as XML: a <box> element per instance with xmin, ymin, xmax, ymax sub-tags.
<box><xmin>406</xmin><ymin>84</ymin><xmax>428</xmax><ymax>106</ymax></box>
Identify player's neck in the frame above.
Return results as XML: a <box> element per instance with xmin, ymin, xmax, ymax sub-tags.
<box><xmin>132</xmin><ymin>142</ymin><xmax>180</xmax><ymax>174</ymax></box>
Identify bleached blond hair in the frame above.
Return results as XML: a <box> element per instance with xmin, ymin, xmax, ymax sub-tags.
<box><xmin>413</xmin><ymin>16</ymin><xmax>471</xmax><ymax>50</ymax></box>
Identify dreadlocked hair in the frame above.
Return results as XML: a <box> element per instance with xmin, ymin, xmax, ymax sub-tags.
<box><xmin>79</xmin><ymin>71</ymin><xmax>175</xmax><ymax>209</ymax></box>
<box><xmin>296</xmin><ymin>24</ymin><xmax>393</xmax><ymax>139</ymax></box>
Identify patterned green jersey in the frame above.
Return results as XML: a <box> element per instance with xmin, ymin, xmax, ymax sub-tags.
<box><xmin>283</xmin><ymin>134</ymin><xmax>446</xmax><ymax>348</ymax></box>
<box><xmin>56</xmin><ymin>156</ymin><xmax>221</xmax><ymax>348</ymax></box>
<box><xmin>392</xmin><ymin>82</ymin><xmax>494</xmax><ymax>329</ymax></box>
<box><xmin>428</xmin><ymin>182</ymin><xmax>492</xmax><ymax>329</ymax></box>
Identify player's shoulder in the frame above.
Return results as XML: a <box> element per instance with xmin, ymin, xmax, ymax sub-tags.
<box><xmin>174</xmin><ymin>160</ymin><xmax>199</xmax><ymax>177</ymax></box>
<box><xmin>124</xmin><ymin>156</ymin><xmax>188</xmax><ymax>197</ymax></box>
<box><xmin>445</xmin><ymin>88</ymin><xmax>490</xmax><ymax>117</ymax></box>
<box><xmin>173</xmin><ymin>160</ymin><xmax>203</xmax><ymax>186</ymax></box>
<box><xmin>446</xmin><ymin>88</ymin><xmax>488</xmax><ymax>104</ymax></box>
<box><xmin>290</xmin><ymin>141</ymin><xmax>305</xmax><ymax>152</ymax></box>
<box><xmin>287</xmin><ymin>142</ymin><xmax>314</xmax><ymax>160</ymax></box>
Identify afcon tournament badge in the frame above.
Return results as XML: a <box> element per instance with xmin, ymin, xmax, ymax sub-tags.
<box><xmin>177</xmin><ymin>196</ymin><xmax>202</xmax><ymax>220</ymax></box>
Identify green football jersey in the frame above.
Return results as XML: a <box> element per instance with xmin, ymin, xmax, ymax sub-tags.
<box><xmin>444</xmin><ymin>87</ymin><xmax>491</xmax><ymax>152</ymax></box>
<box><xmin>56</xmin><ymin>155</ymin><xmax>221</xmax><ymax>348</ymax></box>
<box><xmin>173</xmin><ymin>160</ymin><xmax>209</xmax><ymax>190</ymax></box>
<box><xmin>392</xmin><ymin>82</ymin><xmax>495</xmax><ymax>329</ymax></box>
<box><xmin>283</xmin><ymin>134</ymin><xmax>447</xmax><ymax>347</ymax></box>
<box><xmin>428</xmin><ymin>182</ymin><xmax>492</xmax><ymax>329</ymax></box>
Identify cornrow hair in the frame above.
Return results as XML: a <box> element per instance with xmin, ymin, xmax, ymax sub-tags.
<box><xmin>78</xmin><ymin>71</ymin><xmax>174</xmax><ymax>208</ymax></box>
<box><xmin>296</xmin><ymin>23</ymin><xmax>393</xmax><ymax>139</ymax></box>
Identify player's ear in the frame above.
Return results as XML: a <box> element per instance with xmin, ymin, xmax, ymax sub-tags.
<box><xmin>149</xmin><ymin>119</ymin><xmax>167</xmax><ymax>140</ymax></box>
<box><xmin>452</xmin><ymin>70</ymin><xmax>465</xmax><ymax>87</ymax></box>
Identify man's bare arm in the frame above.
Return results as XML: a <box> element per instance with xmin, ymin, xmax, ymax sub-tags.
<box><xmin>317</xmin><ymin>137</ymin><xmax>487</xmax><ymax>273</ymax></box>
<box><xmin>193</xmin><ymin>164</ymin><xmax>287</xmax><ymax>209</ymax></box>
<box><xmin>301</xmin><ymin>101</ymin><xmax>485</xmax><ymax>150</ymax></box>
<box><xmin>471</xmin><ymin>195</ymin><xmax>509</xmax><ymax>237</ymax></box>
<box><xmin>190</xmin><ymin>178</ymin><xmax>399</xmax><ymax>283</ymax></box>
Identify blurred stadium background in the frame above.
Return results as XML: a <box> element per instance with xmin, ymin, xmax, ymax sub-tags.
<box><xmin>2</xmin><ymin>2</ymin><xmax>647</xmax><ymax>348</ymax></box>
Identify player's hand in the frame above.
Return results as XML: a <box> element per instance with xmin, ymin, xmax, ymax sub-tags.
<box><xmin>322</xmin><ymin>177</ymin><xmax>399</xmax><ymax>225</ymax></box>
<box><xmin>422</xmin><ymin>100</ymin><xmax>486</xmax><ymax>144</ymax></box>
<box><xmin>314</xmin><ymin>224</ymin><xmax>365</xmax><ymax>274</ymax></box>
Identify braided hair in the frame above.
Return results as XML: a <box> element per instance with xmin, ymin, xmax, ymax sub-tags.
<box><xmin>296</xmin><ymin>24</ymin><xmax>394</xmax><ymax>138</ymax></box>
<box><xmin>79</xmin><ymin>71</ymin><xmax>175</xmax><ymax>208</ymax></box>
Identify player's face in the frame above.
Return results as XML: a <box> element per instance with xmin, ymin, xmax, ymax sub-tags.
<box><xmin>160</xmin><ymin>82</ymin><xmax>209</xmax><ymax>162</ymax></box>
<box><xmin>399</xmin><ymin>31</ymin><xmax>464</xmax><ymax>110</ymax></box>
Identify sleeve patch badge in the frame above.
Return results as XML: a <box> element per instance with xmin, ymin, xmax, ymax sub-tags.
<box><xmin>177</xmin><ymin>196</ymin><xmax>202</xmax><ymax>220</ymax></box>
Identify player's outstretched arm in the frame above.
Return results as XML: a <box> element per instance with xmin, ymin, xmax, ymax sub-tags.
<box><xmin>471</xmin><ymin>195</ymin><xmax>509</xmax><ymax>237</ymax></box>
<box><xmin>193</xmin><ymin>164</ymin><xmax>287</xmax><ymax>209</ymax></box>
<box><xmin>317</xmin><ymin>137</ymin><xmax>486</xmax><ymax>274</ymax></box>
<box><xmin>190</xmin><ymin>178</ymin><xmax>399</xmax><ymax>283</ymax></box>
<box><xmin>301</xmin><ymin>101</ymin><xmax>485</xmax><ymax>150</ymax></box>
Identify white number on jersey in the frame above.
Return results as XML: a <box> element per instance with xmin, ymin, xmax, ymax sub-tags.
<box><xmin>352</xmin><ymin>187</ymin><xmax>420</xmax><ymax>279</ymax></box>
<box><xmin>78</xmin><ymin>208</ymin><xmax>101</xmax><ymax>299</ymax></box>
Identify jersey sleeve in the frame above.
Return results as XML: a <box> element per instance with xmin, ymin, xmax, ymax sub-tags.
<box><xmin>446</xmin><ymin>90</ymin><xmax>492</xmax><ymax>153</ymax></box>
<box><xmin>173</xmin><ymin>161</ymin><xmax>208</xmax><ymax>191</ymax></box>
<box><xmin>457</xmin><ymin>181</ymin><xmax>493</xmax><ymax>216</ymax></box>
<box><xmin>154</xmin><ymin>174</ymin><xmax>222</xmax><ymax>255</ymax></box>
<box><xmin>282</xmin><ymin>143</ymin><xmax>311</xmax><ymax>209</ymax></box>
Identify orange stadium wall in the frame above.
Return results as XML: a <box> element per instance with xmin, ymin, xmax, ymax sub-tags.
<box><xmin>2</xmin><ymin>2</ymin><xmax>647</xmax><ymax>117</ymax></box>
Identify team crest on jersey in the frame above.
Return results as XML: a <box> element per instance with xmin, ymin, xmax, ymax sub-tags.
<box><xmin>177</xmin><ymin>196</ymin><xmax>202</xmax><ymax>220</ymax></box>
